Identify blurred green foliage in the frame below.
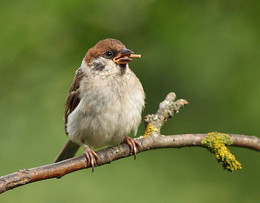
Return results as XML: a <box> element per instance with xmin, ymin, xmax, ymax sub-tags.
<box><xmin>0</xmin><ymin>0</ymin><xmax>259</xmax><ymax>202</ymax></box>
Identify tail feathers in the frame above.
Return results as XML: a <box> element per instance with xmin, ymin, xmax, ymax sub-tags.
<box><xmin>54</xmin><ymin>140</ymin><xmax>80</xmax><ymax>162</ymax></box>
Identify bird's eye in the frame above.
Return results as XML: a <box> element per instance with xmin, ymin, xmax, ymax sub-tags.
<box><xmin>104</xmin><ymin>51</ymin><xmax>113</xmax><ymax>58</ymax></box>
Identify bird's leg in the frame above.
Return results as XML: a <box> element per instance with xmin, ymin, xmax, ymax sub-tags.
<box><xmin>82</xmin><ymin>140</ymin><xmax>99</xmax><ymax>172</ymax></box>
<box><xmin>123</xmin><ymin>136</ymin><xmax>141</xmax><ymax>159</ymax></box>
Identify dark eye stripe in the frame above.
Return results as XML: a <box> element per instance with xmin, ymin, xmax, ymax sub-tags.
<box><xmin>103</xmin><ymin>50</ymin><xmax>119</xmax><ymax>59</ymax></box>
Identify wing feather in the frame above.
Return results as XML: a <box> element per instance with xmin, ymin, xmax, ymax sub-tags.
<box><xmin>64</xmin><ymin>68</ymin><xmax>85</xmax><ymax>134</ymax></box>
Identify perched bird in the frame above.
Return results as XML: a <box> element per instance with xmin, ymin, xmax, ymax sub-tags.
<box><xmin>55</xmin><ymin>38</ymin><xmax>145</xmax><ymax>170</ymax></box>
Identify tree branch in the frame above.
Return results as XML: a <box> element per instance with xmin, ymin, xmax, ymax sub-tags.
<box><xmin>0</xmin><ymin>92</ymin><xmax>259</xmax><ymax>194</ymax></box>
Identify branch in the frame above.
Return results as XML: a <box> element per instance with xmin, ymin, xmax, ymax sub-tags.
<box><xmin>0</xmin><ymin>93</ymin><xmax>259</xmax><ymax>194</ymax></box>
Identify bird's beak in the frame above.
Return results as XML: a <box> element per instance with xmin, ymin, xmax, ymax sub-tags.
<box><xmin>113</xmin><ymin>48</ymin><xmax>141</xmax><ymax>65</ymax></box>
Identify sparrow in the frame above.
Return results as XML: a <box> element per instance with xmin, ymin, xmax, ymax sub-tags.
<box><xmin>55</xmin><ymin>38</ymin><xmax>145</xmax><ymax>170</ymax></box>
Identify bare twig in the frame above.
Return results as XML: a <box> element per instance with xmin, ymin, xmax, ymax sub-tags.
<box><xmin>0</xmin><ymin>92</ymin><xmax>259</xmax><ymax>194</ymax></box>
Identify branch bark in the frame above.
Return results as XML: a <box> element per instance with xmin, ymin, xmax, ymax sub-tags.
<box><xmin>0</xmin><ymin>92</ymin><xmax>259</xmax><ymax>194</ymax></box>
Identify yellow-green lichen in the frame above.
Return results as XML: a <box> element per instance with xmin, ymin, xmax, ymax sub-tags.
<box><xmin>201</xmin><ymin>132</ymin><xmax>242</xmax><ymax>172</ymax></box>
<box><xmin>144</xmin><ymin>123</ymin><xmax>158</xmax><ymax>138</ymax></box>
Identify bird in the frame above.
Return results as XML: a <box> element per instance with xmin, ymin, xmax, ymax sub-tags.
<box><xmin>54</xmin><ymin>38</ymin><xmax>145</xmax><ymax>171</ymax></box>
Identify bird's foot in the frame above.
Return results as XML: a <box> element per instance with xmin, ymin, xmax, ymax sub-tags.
<box><xmin>123</xmin><ymin>136</ymin><xmax>141</xmax><ymax>159</ymax></box>
<box><xmin>83</xmin><ymin>144</ymin><xmax>99</xmax><ymax>172</ymax></box>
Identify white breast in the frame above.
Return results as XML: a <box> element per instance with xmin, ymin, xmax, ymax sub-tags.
<box><xmin>66</xmin><ymin>60</ymin><xmax>145</xmax><ymax>148</ymax></box>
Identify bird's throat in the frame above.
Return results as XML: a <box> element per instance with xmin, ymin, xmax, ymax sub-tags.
<box><xmin>119</xmin><ymin>64</ymin><xmax>127</xmax><ymax>75</ymax></box>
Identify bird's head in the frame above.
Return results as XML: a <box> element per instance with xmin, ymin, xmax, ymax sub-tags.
<box><xmin>84</xmin><ymin>38</ymin><xmax>141</xmax><ymax>74</ymax></box>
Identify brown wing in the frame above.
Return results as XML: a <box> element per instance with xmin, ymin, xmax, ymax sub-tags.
<box><xmin>64</xmin><ymin>68</ymin><xmax>85</xmax><ymax>134</ymax></box>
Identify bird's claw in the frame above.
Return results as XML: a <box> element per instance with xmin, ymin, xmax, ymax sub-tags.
<box><xmin>123</xmin><ymin>136</ymin><xmax>140</xmax><ymax>159</ymax></box>
<box><xmin>83</xmin><ymin>144</ymin><xmax>99</xmax><ymax>172</ymax></box>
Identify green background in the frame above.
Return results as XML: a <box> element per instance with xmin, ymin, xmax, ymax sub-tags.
<box><xmin>0</xmin><ymin>0</ymin><xmax>259</xmax><ymax>202</ymax></box>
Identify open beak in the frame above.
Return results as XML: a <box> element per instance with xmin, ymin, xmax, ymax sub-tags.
<box><xmin>113</xmin><ymin>48</ymin><xmax>141</xmax><ymax>65</ymax></box>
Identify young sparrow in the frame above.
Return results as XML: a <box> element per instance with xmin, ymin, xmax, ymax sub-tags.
<box><xmin>55</xmin><ymin>38</ymin><xmax>145</xmax><ymax>170</ymax></box>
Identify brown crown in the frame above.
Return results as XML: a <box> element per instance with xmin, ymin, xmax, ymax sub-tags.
<box><xmin>84</xmin><ymin>38</ymin><xmax>126</xmax><ymax>65</ymax></box>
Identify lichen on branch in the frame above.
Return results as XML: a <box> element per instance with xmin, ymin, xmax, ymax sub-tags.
<box><xmin>202</xmin><ymin>132</ymin><xmax>242</xmax><ymax>172</ymax></box>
